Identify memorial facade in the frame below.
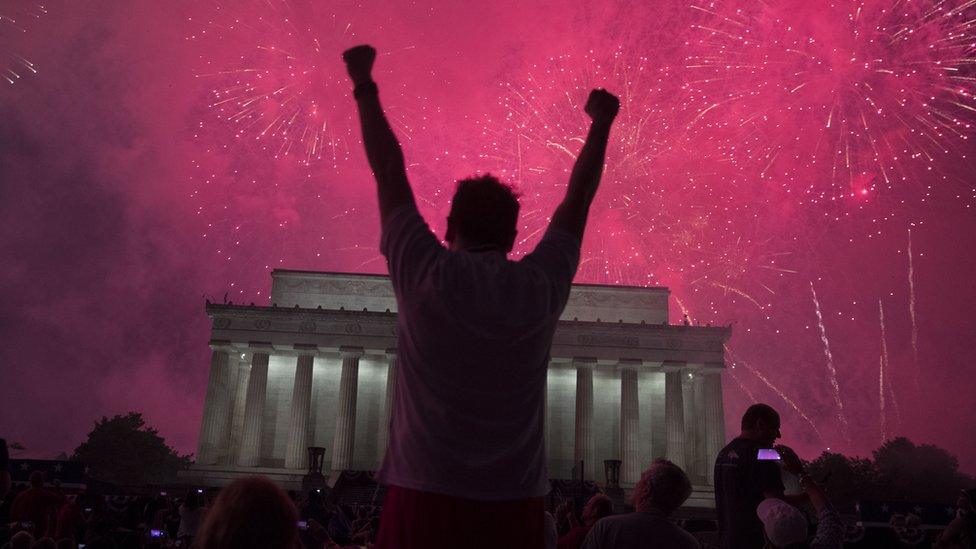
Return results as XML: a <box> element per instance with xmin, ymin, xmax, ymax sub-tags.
<box><xmin>185</xmin><ymin>270</ymin><xmax>731</xmax><ymax>501</ymax></box>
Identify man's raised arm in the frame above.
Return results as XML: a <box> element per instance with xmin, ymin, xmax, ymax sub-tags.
<box><xmin>550</xmin><ymin>89</ymin><xmax>620</xmax><ymax>241</ymax></box>
<box><xmin>342</xmin><ymin>45</ymin><xmax>416</xmax><ymax>225</ymax></box>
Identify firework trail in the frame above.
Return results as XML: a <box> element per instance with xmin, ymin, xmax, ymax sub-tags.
<box><xmin>878</xmin><ymin>298</ymin><xmax>903</xmax><ymax>434</ymax></box>
<box><xmin>1</xmin><ymin>2</ymin><xmax>46</xmax><ymax>85</ymax></box>
<box><xmin>673</xmin><ymin>295</ymin><xmax>693</xmax><ymax>323</ymax></box>
<box><xmin>908</xmin><ymin>226</ymin><xmax>920</xmax><ymax>391</ymax></box>
<box><xmin>685</xmin><ymin>0</ymin><xmax>976</xmax><ymax>201</ymax></box>
<box><xmin>878</xmin><ymin>299</ymin><xmax>891</xmax><ymax>441</ymax></box>
<box><xmin>879</xmin><ymin>353</ymin><xmax>887</xmax><ymax>442</ymax></box>
<box><xmin>726</xmin><ymin>362</ymin><xmax>757</xmax><ymax>402</ymax></box>
<box><xmin>675</xmin><ymin>297</ymin><xmax>757</xmax><ymax>401</ymax></box>
<box><xmin>810</xmin><ymin>281</ymin><xmax>849</xmax><ymax>441</ymax></box>
<box><xmin>724</xmin><ymin>345</ymin><xmax>824</xmax><ymax>442</ymax></box>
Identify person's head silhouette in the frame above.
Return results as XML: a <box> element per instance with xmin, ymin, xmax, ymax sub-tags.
<box><xmin>445</xmin><ymin>174</ymin><xmax>520</xmax><ymax>254</ymax></box>
<box><xmin>740</xmin><ymin>403</ymin><xmax>781</xmax><ymax>447</ymax></box>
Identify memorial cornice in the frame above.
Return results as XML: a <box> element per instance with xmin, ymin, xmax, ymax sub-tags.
<box><xmin>205</xmin><ymin>303</ymin><xmax>730</xmax><ymax>367</ymax></box>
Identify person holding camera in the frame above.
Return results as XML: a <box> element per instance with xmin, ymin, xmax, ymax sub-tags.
<box><xmin>714</xmin><ymin>404</ymin><xmax>797</xmax><ymax>549</ymax></box>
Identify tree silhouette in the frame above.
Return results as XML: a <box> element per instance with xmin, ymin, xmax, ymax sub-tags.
<box><xmin>872</xmin><ymin>437</ymin><xmax>969</xmax><ymax>503</ymax></box>
<box><xmin>807</xmin><ymin>437</ymin><xmax>975</xmax><ymax>510</ymax></box>
<box><xmin>72</xmin><ymin>412</ymin><xmax>191</xmax><ymax>487</ymax></box>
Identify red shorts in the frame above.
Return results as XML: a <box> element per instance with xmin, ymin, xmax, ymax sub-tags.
<box><xmin>374</xmin><ymin>485</ymin><xmax>546</xmax><ymax>549</ymax></box>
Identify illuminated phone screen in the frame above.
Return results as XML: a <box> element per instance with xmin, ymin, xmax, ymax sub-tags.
<box><xmin>757</xmin><ymin>448</ymin><xmax>782</xmax><ymax>460</ymax></box>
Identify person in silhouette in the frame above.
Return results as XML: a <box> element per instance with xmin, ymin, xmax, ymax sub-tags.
<box><xmin>714</xmin><ymin>404</ymin><xmax>808</xmax><ymax>549</ymax></box>
<box><xmin>558</xmin><ymin>494</ymin><xmax>614</xmax><ymax>549</ymax></box>
<box><xmin>342</xmin><ymin>44</ymin><xmax>619</xmax><ymax>548</ymax></box>
<box><xmin>581</xmin><ymin>459</ymin><xmax>698</xmax><ymax>549</ymax></box>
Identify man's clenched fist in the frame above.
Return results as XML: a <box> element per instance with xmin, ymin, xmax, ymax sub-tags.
<box><xmin>584</xmin><ymin>88</ymin><xmax>620</xmax><ymax>123</ymax></box>
<box><xmin>342</xmin><ymin>44</ymin><xmax>376</xmax><ymax>85</ymax></box>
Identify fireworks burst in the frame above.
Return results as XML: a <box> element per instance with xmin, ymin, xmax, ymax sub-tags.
<box><xmin>480</xmin><ymin>50</ymin><xmax>706</xmax><ymax>285</ymax></box>
<box><xmin>480</xmin><ymin>48</ymin><xmax>797</xmax><ymax>304</ymax></box>
<box><xmin>188</xmin><ymin>0</ymin><xmax>368</xmax><ymax>166</ymax></box>
<box><xmin>686</xmin><ymin>0</ymin><xmax>976</xmax><ymax>202</ymax></box>
<box><xmin>1</xmin><ymin>1</ymin><xmax>46</xmax><ymax>85</ymax></box>
<box><xmin>186</xmin><ymin>0</ymin><xmax>434</xmax><ymax>300</ymax></box>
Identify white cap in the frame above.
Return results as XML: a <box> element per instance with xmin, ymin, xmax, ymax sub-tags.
<box><xmin>756</xmin><ymin>498</ymin><xmax>808</xmax><ymax>547</ymax></box>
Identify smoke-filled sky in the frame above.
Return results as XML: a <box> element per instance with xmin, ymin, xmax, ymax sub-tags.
<box><xmin>2</xmin><ymin>0</ymin><xmax>976</xmax><ymax>473</ymax></box>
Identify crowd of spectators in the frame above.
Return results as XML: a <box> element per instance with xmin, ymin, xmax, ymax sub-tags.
<box><xmin>5</xmin><ymin>402</ymin><xmax>975</xmax><ymax>549</ymax></box>
<box><xmin>0</xmin><ymin>463</ymin><xmax>379</xmax><ymax>548</ymax></box>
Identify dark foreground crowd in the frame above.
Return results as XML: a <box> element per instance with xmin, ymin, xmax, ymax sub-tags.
<box><xmin>4</xmin><ymin>405</ymin><xmax>975</xmax><ymax>549</ymax></box>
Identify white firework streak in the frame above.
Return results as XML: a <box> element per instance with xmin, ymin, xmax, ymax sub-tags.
<box><xmin>810</xmin><ymin>282</ymin><xmax>849</xmax><ymax>442</ymax></box>
<box><xmin>676</xmin><ymin>297</ymin><xmax>757</xmax><ymax>400</ymax></box>
<box><xmin>878</xmin><ymin>300</ymin><xmax>889</xmax><ymax>442</ymax></box>
<box><xmin>724</xmin><ymin>345</ymin><xmax>824</xmax><ymax>442</ymax></box>
<box><xmin>907</xmin><ymin>227</ymin><xmax>920</xmax><ymax>392</ymax></box>
<box><xmin>879</xmin><ymin>353</ymin><xmax>887</xmax><ymax>442</ymax></box>
<box><xmin>727</xmin><ymin>365</ymin><xmax>757</xmax><ymax>402</ymax></box>
<box><xmin>673</xmin><ymin>295</ymin><xmax>693</xmax><ymax>324</ymax></box>
<box><xmin>879</xmin><ymin>299</ymin><xmax>902</xmax><ymax>434</ymax></box>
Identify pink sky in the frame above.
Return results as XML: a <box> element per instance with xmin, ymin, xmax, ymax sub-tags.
<box><xmin>2</xmin><ymin>0</ymin><xmax>975</xmax><ymax>473</ymax></box>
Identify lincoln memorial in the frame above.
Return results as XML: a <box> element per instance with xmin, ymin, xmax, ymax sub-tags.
<box><xmin>184</xmin><ymin>270</ymin><xmax>731</xmax><ymax>504</ymax></box>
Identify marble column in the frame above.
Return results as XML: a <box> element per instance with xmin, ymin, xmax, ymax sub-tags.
<box><xmin>332</xmin><ymin>347</ymin><xmax>362</xmax><ymax>471</ymax></box>
<box><xmin>376</xmin><ymin>350</ymin><xmax>397</xmax><ymax>468</ymax></box>
<box><xmin>284</xmin><ymin>355</ymin><xmax>315</xmax><ymax>470</ymax></box>
<box><xmin>238</xmin><ymin>352</ymin><xmax>270</xmax><ymax>467</ymax></box>
<box><xmin>574</xmin><ymin>358</ymin><xmax>595</xmax><ymax>480</ymax></box>
<box><xmin>196</xmin><ymin>350</ymin><xmax>232</xmax><ymax>465</ymax></box>
<box><xmin>664</xmin><ymin>364</ymin><xmax>686</xmax><ymax>470</ymax></box>
<box><xmin>543</xmin><ymin>362</ymin><xmax>551</xmax><ymax>467</ymax></box>
<box><xmin>703</xmin><ymin>369</ymin><xmax>727</xmax><ymax>485</ymax></box>
<box><xmin>691</xmin><ymin>373</ymin><xmax>708</xmax><ymax>482</ymax></box>
<box><xmin>619</xmin><ymin>364</ymin><xmax>640</xmax><ymax>485</ymax></box>
<box><xmin>228</xmin><ymin>356</ymin><xmax>250</xmax><ymax>465</ymax></box>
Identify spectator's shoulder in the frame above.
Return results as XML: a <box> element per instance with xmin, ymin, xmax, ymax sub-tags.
<box><xmin>579</xmin><ymin>520</ymin><xmax>607</xmax><ymax>549</ymax></box>
<box><xmin>677</xmin><ymin>526</ymin><xmax>702</xmax><ymax>548</ymax></box>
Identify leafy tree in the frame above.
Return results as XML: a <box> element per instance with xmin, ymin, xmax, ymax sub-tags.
<box><xmin>807</xmin><ymin>451</ymin><xmax>878</xmax><ymax>510</ymax></box>
<box><xmin>806</xmin><ymin>437</ymin><xmax>975</xmax><ymax>508</ymax></box>
<box><xmin>872</xmin><ymin>437</ymin><xmax>969</xmax><ymax>503</ymax></box>
<box><xmin>72</xmin><ymin>412</ymin><xmax>191</xmax><ymax>487</ymax></box>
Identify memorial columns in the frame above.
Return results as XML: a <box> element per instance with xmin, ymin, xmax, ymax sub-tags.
<box><xmin>228</xmin><ymin>354</ymin><xmax>250</xmax><ymax>464</ymax></box>
<box><xmin>238</xmin><ymin>352</ymin><xmax>270</xmax><ymax>467</ymax></box>
<box><xmin>197</xmin><ymin>350</ymin><xmax>231</xmax><ymax>465</ymax></box>
<box><xmin>619</xmin><ymin>363</ymin><xmax>641</xmax><ymax>485</ymax></box>
<box><xmin>284</xmin><ymin>354</ymin><xmax>315</xmax><ymax>470</ymax></box>
<box><xmin>573</xmin><ymin>358</ymin><xmax>595</xmax><ymax>480</ymax></box>
<box><xmin>690</xmin><ymin>373</ymin><xmax>708</xmax><ymax>481</ymax></box>
<box><xmin>332</xmin><ymin>347</ymin><xmax>363</xmax><ymax>471</ymax></box>
<box><xmin>703</xmin><ymin>369</ymin><xmax>727</xmax><ymax>485</ymax></box>
<box><xmin>377</xmin><ymin>350</ymin><xmax>397</xmax><ymax>468</ymax></box>
<box><xmin>664</xmin><ymin>363</ymin><xmax>686</xmax><ymax>470</ymax></box>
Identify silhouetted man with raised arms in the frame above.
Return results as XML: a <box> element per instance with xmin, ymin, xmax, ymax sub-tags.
<box><xmin>343</xmin><ymin>44</ymin><xmax>619</xmax><ymax>548</ymax></box>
